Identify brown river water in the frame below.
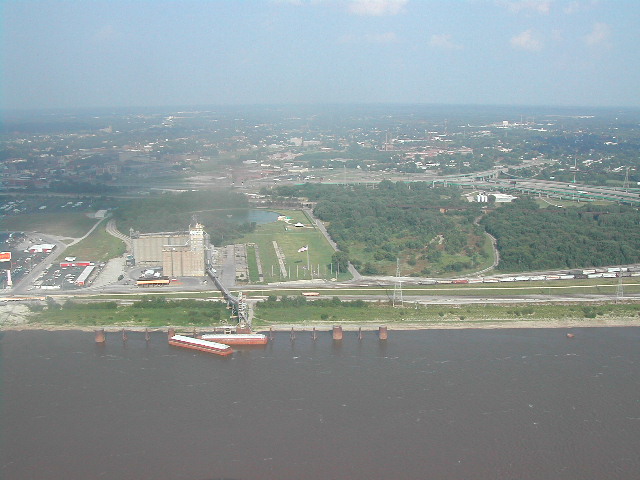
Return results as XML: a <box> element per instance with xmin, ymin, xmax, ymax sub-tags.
<box><xmin>2</xmin><ymin>328</ymin><xmax>639</xmax><ymax>480</ymax></box>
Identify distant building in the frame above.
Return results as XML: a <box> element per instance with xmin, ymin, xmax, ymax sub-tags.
<box><xmin>493</xmin><ymin>193</ymin><xmax>517</xmax><ymax>203</ymax></box>
<box><xmin>29</xmin><ymin>243</ymin><xmax>56</xmax><ymax>253</ymax></box>
<box><xmin>471</xmin><ymin>192</ymin><xmax>517</xmax><ymax>203</ymax></box>
<box><xmin>131</xmin><ymin>223</ymin><xmax>210</xmax><ymax>277</ymax></box>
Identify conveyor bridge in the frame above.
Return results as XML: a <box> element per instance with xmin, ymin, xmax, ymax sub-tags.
<box><xmin>206</xmin><ymin>267</ymin><xmax>250</xmax><ymax>328</ymax></box>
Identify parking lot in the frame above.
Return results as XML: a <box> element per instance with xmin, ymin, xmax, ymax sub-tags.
<box><xmin>1</xmin><ymin>231</ymin><xmax>51</xmax><ymax>288</ymax></box>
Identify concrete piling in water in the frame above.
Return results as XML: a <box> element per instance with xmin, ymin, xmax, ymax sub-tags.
<box><xmin>145</xmin><ymin>328</ymin><xmax>150</xmax><ymax>342</ymax></box>
<box><xmin>358</xmin><ymin>327</ymin><xmax>363</xmax><ymax>341</ymax></box>
<box><xmin>269</xmin><ymin>327</ymin><xmax>274</xmax><ymax>341</ymax></box>
<box><xmin>95</xmin><ymin>329</ymin><xmax>106</xmax><ymax>343</ymax></box>
<box><xmin>332</xmin><ymin>325</ymin><xmax>343</xmax><ymax>341</ymax></box>
<box><xmin>122</xmin><ymin>328</ymin><xmax>128</xmax><ymax>342</ymax></box>
<box><xmin>378</xmin><ymin>326</ymin><xmax>388</xmax><ymax>340</ymax></box>
<box><xmin>168</xmin><ymin>327</ymin><xmax>176</xmax><ymax>339</ymax></box>
<box><xmin>312</xmin><ymin>327</ymin><xmax>317</xmax><ymax>341</ymax></box>
<box><xmin>290</xmin><ymin>327</ymin><xmax>296</xmax><ymax>341</ymax></box>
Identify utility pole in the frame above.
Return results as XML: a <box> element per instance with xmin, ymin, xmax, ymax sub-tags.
<box><xmin>615</xmin><ymin>270</ymin><xmax>624</xmax><ymax>303</ymax></box>
<box><xmin>623</xmin><ymin>166</ymin><xmax>630</xmax><ymax>192</ymax></box>
<box><xmin>393</xmin><ymin>258</ymin><xmax>403</xmax><ymax>307</ymax></box>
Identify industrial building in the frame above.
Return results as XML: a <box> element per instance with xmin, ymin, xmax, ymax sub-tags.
<box><xmin>130</xmin><ymin>222</ymin><xmax>210</xmax><ymax>277</ymax></box>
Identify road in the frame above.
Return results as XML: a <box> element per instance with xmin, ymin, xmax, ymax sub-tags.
<box><xmin>105</xmin><ymin>219</ymin><xmax>131</xmax><ymax>252</ymax></box>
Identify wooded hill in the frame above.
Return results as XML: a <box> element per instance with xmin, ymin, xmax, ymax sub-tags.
<box><xmin>272</xmin><ymin>181</ymin><xmax>487</xmax><ymax>276</ymax></box>
<box><xmin>480</xmin><ymin>198</ymin><xmax>640</xmax><ymax>271</ymax></box>
<box><xmin>113</xmin><ymin>190</ymin><xmax>255</xmax><ymax>245</ymax></box>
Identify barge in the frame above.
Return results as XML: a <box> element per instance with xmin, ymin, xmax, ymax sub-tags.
<box><xmin>201</xmin><ymin>333</ymin><xmax>268</xmax><ymax>345</ymax></box>
<box><xmin>169</xmin><ymin>334</ymin><xmax>234</xmax><ymax>356</ymax></box>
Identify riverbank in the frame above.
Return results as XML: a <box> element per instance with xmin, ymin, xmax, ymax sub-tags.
<box><xmin>3</xmin><ymin>309</ymin><xmax>640</xmax><ymax>332</ymax></box>
<box><xmin>4</xmin><ymin>299</ymin><xmax>640</xmax><ymax>332</ymax></box>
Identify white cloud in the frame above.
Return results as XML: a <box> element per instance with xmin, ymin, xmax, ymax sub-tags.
<box><xmin>348</xmin><ymin>0</ymin><xmax>408</xmax><ymax>16</ymax></box>
<box><xmin>510</xmin><ymin>29</ymin><xmax>543</xmax><ymax>51</ymax></box>
<box><xmin>564</xmin><ymin>0</ymin><xmax>598</xmax><ymax>14</ymax></box>
<box><xmin>500</xmin><ymin>0</ymin><xmax>552</xmax><ymax>14</ymax></box>
<box><xmin>584</xmin><ymin>22</ymin><xmax>611</xmax><ymax>47</ymax></box>
<box><xmin>339</xmin><ymin>32</ymin><xmax>398</xmax><ymax>44</ymax></box>
<box><xmin>428</xmin><ymin>34</ymin><xmax>463</xmax><ymax>50</ymax></box>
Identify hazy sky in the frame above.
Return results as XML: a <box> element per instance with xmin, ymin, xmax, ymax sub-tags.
<box><xmin>2</xmin><ymin>0</ymin><xmax>639</xmax><ymax>110</ymax></box>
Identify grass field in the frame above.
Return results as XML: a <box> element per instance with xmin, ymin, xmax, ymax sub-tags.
<box><xmin>29</xmin><ymin>298</ymin><xmax>232</xmax><ymax>327</ymax></box>
<box><xmin>2</xmin><ymin>213</ymin><xmax>98</xmax><ymax>237</ymax></box>
<box><xmin>63</xmin><ymin>224</ymin><xmax>126</xmax><ymax>262</ymax></box>
<box><xmin>237</xmin><ymin>209</ymin><xmax>350</xmax><ymax>282</ymax></box>
<box><xmin>246</xmin><ymin>244</ymin><xmax>260</xmax><ymax>282</ymax></box>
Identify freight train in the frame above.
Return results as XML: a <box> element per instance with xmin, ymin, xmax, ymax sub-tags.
<box><xmin>418</xmin><ymin>266</ymin><xmax>640</xmax><ymax>285</ymax></box>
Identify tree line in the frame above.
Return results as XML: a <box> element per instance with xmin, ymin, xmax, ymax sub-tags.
<box><xmin>481</xmin><ymin>198</ymin><xmax>640</xmax><ymax>271</ymax></box>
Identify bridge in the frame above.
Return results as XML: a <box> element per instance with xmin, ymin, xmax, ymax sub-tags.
<box><xmin>207</xmin><ymin>267</ymin><xmax>250</xmax><ymax>328</ymax></box>
<box><xmin>431</xmin><ymin>177</ymin><xmax>640</xmax><ymax>205</ymax></box>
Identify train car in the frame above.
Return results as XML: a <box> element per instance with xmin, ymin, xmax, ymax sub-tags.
<box><xmin>136</xmin><ymin>277</ymin><xmax>171</xmax><ymax>287</ymax></box>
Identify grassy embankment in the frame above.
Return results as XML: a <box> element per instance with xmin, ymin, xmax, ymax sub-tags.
<box><xmin>28</xmin><ymin>297</ymin><xmax>230</xmax><ymax>327</ymax></box>
<box><xmin>25</xmin><ymin>296</ymin><xmax>640</xmax><ymax>329</ymax></box>
<box><xmin>236</xmin><ymin>209</ymin><xmax>350</xmax><ymax>283</ymax></box>
<box><xmin>62</xmin><ymin>223</ymin><xmax>126</xmax><ymax>263</ymax></box>
<box><xmin>253</xmin><ymin>300</ymin><xmax>640</xmax><ymax>327</ymax></box>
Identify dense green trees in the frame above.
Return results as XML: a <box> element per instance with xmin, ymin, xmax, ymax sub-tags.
<box><xmin>114</xmin><ymin>190</ymin><xmax>254</xmax><ymax>244</ymax></box>
<box><xmin>481</xmin><ymin>198</ymin><xmax>640</xmax><ymax>271</ymax></box>
<box><xmin>272</xmin><ymin>182</ymin><xmax>484</xmax><ymax>275</ymax></box>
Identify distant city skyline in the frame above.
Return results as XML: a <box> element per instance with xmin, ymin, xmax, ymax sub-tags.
<box><xmin>2</xmin><ymin>0</ymin><xmax>639</xmax><ymax>110</ymax></box>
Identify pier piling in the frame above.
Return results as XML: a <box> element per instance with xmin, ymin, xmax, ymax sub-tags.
<box><xmin>95</xmin><ymin>329</ymin><xmax>106</xmax><ymax>343</ymax></box>
<box><xmin>358</xmin><ymin>327</ymin><xmax>363</xmax><ymax>341</ymax></box>
<box><xmin>145</xmin><ymin>328</ymin><xmax>150</xmax><ymax>342</ymax></box>
<box><xmin>312</xmin><ymin>327</ymin><xmax>317</xmax><ymax>341</ymax></box>
<box><xmin>378</xmin><ymin>326</ymin><xmax>388</xmax><ymax>340</ymax></box>
<box><xmin>168</xmin><ymin>327</ymin><xmax>176</xmax><ymax>339</ymax></box>
<box><xmin>332</xmin><ymin>325</ymin><xmax>343</xmax><ymax>341</ymax></box>
<box><xmin>269</xmin><ymin>327</ymin><xmax>274</xmax><ymax>341</ymax></box>
<box><xmin>122</xmin><ymin>328</ymin><xmax>128</xmax><ymax>342</ymax></box>
<box><xmin>290</xmin><ymin>327</ymin><xmax>296</xmax><ymax>341</ymax></box>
